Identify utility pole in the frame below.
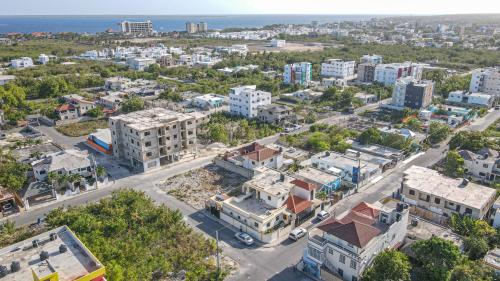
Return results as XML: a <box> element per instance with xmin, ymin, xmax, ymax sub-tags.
<box><xmin>216</xmin><ymin>230</ymin><xmax>220</xmax><ymax>280</ymax></box>
<box><xmin>91</xmin><ymin>154</ymin><xmax>98</xmax><ymax>189</ymax></box>
<box><xmin>356</xmin><ymin>152</ymin><xmax>361</xmax><ymax>193</ymax></box>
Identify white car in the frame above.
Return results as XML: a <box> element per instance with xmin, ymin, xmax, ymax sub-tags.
<box><xmin>235</xmin><ymin>232</ymin><xmax>254</xmax><ymax>246</ymax></box>
<box><xmin>316</xmin><ymin>210</ymin><xmax>330</xmax><ymax>221</ymax></box>
<box><xmin>289</xmin><ymin>227</ymin><xmax>307</xmax><ymax>241</ymax></box>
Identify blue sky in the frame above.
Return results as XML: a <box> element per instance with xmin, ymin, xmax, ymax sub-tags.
<box><xmin>2</xmin><ymin>0</ymin><xmax>500</xmax><ymax>15</ymax></box>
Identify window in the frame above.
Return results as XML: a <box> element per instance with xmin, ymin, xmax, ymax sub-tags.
<box><xmin>174</xmin><ymin>134</ymin><xmax>178</xmax><ymax>139</ymax></box>
<box><xmin>328</xmin><ymin>248</ymin><xmax>333</xmax><ymax>255</ymax></box>
<box><xmin>144</xmin><ymin>131</ymin><xmax>150</xmax><ymax>136</ymax></box>
<box><xmin>350</xmin><ymin>260</ymin><xmax>357</xmax><ymax>269</ymax></box>
<box><xmin>337</xmin><ymin>269</ymin><xmax>343</xmax><ymax>277</ymax></box>
<box><xmin>275</xmin><ymin>216</ymin><xmax>280</xmax><ymax>221</ymax></box>
<box><xmin>409</xmin><ymin>189</ymin><xmax>415</xmax><ymax>195</ymax></box>
<box><xmin>434</xmin><ymin>198</ymin><xmax>441</xmax><ymax>204</ymax></box>
<box><xmin>146</xmin><ymin>152</ymin><xmax>152</xmax><ymax>157</ymax></box>
<box><xmin>465</xmin><ymin>208</ymin><xmax>472</xmax><ymax>215</ymax></box>
<box><xmin>254</xmin><ymin>222</ymin><xmax>259</xmax><ymax>227</ymax></box>
<box><xmin>267</xmin><ymin>196</ymin><xmax>271</xmax><ymax>201</ymax></box>
<box><xmin>267</xmin><ymin>222</ymin><xmax>271</xmax><ymax>227</ymax></box>
<box><xmin>145</xmin><ymin>141</ymin><xmax>152</xmax><ymax>147</ymax></box>
<box><xmin>173</xmin><ymin>125</ymin><xmax>177</xmax><ymax>129</ymax></box>
<box><xmin>339</xmin><ymin>255</ymin><xmax>346</xmax><ymax>264</ymax></box>
<box><xmin>483</xmin><ymin>164</ymin><xmax>489</xmax><ymax>168</ymax></box>
<box><xmin>352</xmin><ymin>277</ymin><xmax>358</xmax><ymax>281</ymax></box>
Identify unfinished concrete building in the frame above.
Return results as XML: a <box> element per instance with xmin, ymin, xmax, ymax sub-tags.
<box><xmin>109</xmin><ymin>108</ymin><xmax>199</xmax><ymax>172</ymax></box>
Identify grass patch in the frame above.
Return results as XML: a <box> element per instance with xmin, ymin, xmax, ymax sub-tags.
<box><xmin>56</xmin><ymin>119</ymin><xmax>108</xmax><ymax>137</ymax></box>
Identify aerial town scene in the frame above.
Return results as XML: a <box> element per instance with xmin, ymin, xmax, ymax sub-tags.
<box><xmin>0</xmin><ymin>1</ymin><xmax>500</xmax><ymax>281</ymax></box>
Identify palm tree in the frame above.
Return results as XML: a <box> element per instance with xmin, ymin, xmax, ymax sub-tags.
<box><xmin>96</xmin><ymin>166</ymin><xmax>106</xmax><ymax>178</ymax></box>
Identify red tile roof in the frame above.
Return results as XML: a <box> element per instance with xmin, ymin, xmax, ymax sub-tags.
<box><xmin>317</xmin><ymin>202</ymin><xmax>383</xmax><ymax>248</ymax></box>
<box><xmin>286</xmin><ymin>195</ymin><xmax>313</xmax><ymax>214</ymax></box>
<box><xmin>291</xmin><ymin>179</ymin><xmax>318</xmax><ymax>191</ymax></box>
<box><xmin>238</xmin><ymin>142</ymin><xmax>280</xmax><ymax>162</ymax></box>
<box><xmin>55</xmin><ymin>104</ymin><xmax>75</xmax><ymax>112</ymax></box>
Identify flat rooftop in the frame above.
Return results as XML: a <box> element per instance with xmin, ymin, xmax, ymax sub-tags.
<box><xmin>295</xmin><ymin>167</ymin><xmax>339</xmax><ymax>186</ymax></box>
<box><xmin>406</xmin><ymin>216</ymin><xmax>463</xmax><ymax>248</ymax></box>
<box><xmin>0</xmin><ymin>226</ymin><xmax>103</xmax><ymax>281</ymax></box>
<box><xmin>312</xmin><ymin>151</ymin><xmax>380</xmax><ymax>173</ymax></box>
<box><xmin>110</xmin><ymin>108</ymin><xmax>197</xmax><ymax>131</ymax></box>
<box><xmin>245</xmin><ymin>169</ymin><xmax>294</xmax><ymax>197</ymax></box>
<box><xmin>484</xmin><ymin>249</ymin><xmax>500</xmax><ymax>270</ymax></box>
<box><xmin>227</xmin><ymin>195</ymin><xmax>277</xmax><ymax>217</ymax></box>
<box><xmin>404</xmin><ymin>166</ymin><xmax>496</xmax><ymax>210</ymax></box>
<box><xmin>348</xmin><ymin>140</ymin><xmax>404</xmax><ymax>158</ymax></box>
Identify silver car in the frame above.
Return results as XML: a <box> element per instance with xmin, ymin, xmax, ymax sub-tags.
<box><xmin>235</xmin><ymin>232</ymin><xmax>254</xmax><ymax>246</ymax></box>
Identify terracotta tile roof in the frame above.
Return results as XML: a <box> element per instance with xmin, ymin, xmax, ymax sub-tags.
<box><xmin>317</xmin><ymin>202</ymin><xmax>384</xmax><ymax>248</ymax></box>
<box><xmin>238</xmin><ymin>142</ymin><xmax>280</xmax><ymax>162</ymax></box>
<box><xmin>55</xmin><ymin>104</ymin><xmax>75</xmax><ymax>112</ymax></box>
<box><xmin>286</xmin><ymin>195</ymin><xmax>313</xmax><ymax>214</ymax></box>
<box><xmin>291</xmin><ymin>179</ymin><xmax>318</xmax><ymax>191</ymax></box>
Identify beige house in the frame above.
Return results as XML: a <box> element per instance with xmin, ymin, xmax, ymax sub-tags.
<box><xmin>401</xmin><ymin>165</ymin><xmax>496</xmax><ymax>220</ymax></box>
<box><xmin>109</xmin><ymin>108</ymin><xmax>199</xmax><ymax>172</ymax></box>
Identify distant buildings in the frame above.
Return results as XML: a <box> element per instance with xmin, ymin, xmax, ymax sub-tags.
<box><xmin>109</xmin><ymin>108</ymin><xmax>201</xmax><ymax>172</ymax></box>
<box><xmin>0</xmin><ymin>225</ymin><xmax>106</xmax><ymax>281</ymax></box>
<box><xmin>374</xmin><ymin>62</ymin><xmax>424</xmax><ymax>86</ymax></box>
<box><xmin>257</xmin><ymin>104</ymin><xmax>296</xmax><ymax>126</ymax></box>
<box><xmin>229</xmin><ymin>85</ymin><xmax>272</xmax><ymax>118</ymax></box>
<box><xmin>391</xmin><ymin>77</ymin><xmax>434</xmax><ymax>110</ymax></box>
<box><xmin>10</xmin><ymin>57</ymin><xmax>34</xmax><ymax>68</ymax></box>
<box><xmin>120</xmin><ymin>20</ymin><xmax>154</xmax><ymax>36</ymax></box>
<box><xmin>320</xmin><ymin>59</ymin><xmax>356</xmax><ymax>79</ymax></box>
<box><xmin>401</xmin><ymin>165</ymin><xmax>496</xmax><ymax>220</ymax></box>
<box><xmin>360</xmin><ymin>54</ymin><xmax>383</xmax><ymax>65</ymax></box>
<box><xmin>270</xmin><ymin>39</ymin><xmax>286</xmax><ymax>47</ymax></box>
<box><xmin>38</xmin><ymin>54</ymin><xmax>50</xmax><ymax>65</ymax></box>
<box><xmin>186</xmin><ymin>22</ymin><xmax>208</xmax><ymax>33</ymax></box>
<box><xmin>126</xmin><ymin>57</ymin><xmax>156</xmax><ymax>71</ymax></box>
<box><xmin>470</xmin><ymin>67</ymin><xmax>500</xmax><ymax>96</ymax></box>
<box><xmin>284</xmin><ymin>62</ymin><xmax>312</xmax><ymax>86</ymax></box>
<box><xmin>301</xmin><ymin>200</ymin><xmax>409</xmax><ymax>281</ymax></box>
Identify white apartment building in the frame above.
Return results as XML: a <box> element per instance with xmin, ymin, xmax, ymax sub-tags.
<box><xmin>284</xmin><ymin>62</ymin><xmax>312</xmax><ymax>86</ymax></box>
<box><xmin>459</xmin><ymin>149</ymin><xmax>500</xmax><ymax>183</ymax></box>
<box><xmin>126</xmin><ymin>57</ymin><xmax>156</xmax><ymax>71</ymax></box>
<box><xmin>360</xmin><ymin>54</ymin><xmax>383</xmax><ymax>65</ymax></box>
<box><xmin>38</xmin><ymin>54</ymin><xmax>50</xmax><ymax>65</ymax></box>
<box><xmin>374</xmin><ymin>62</ymin><xmax>424</xmax><ymax>86</ymax></box>
<box><xmin>120</xmin><ymin>20</ymin><xmax>154</xmax><ymax>36</ymax></box>
<box><xmin>321</xmin><ymin>59</ymin><xmax>356</xmax><ymax>79</ymax></box>
<box><xmin>109</xmin><ymin>108</ymin><xmax>200</xmax><ymax>172</ymax></box>
<box><xmin>32</xmin><ymin>149</ymin><xmax>94</xmax><ymax>182</ymax></box>
<box><xmin>11</xmin><ymin>57</ymin><xmax>34</xmax><ymax>68</ymax></box>
<box><xmin>270</xmin><ymin>39</ymin><xmax>286</xmax><ymax>47</ymax></box>
<box><xmin>229</xmin><ymin>85</ymin><xmax>272</xmax><ymax>118</ymax></box>
<box><xmin>301</xmin><ymin>200</ymin><xmax>409</xmax><ymax>281</ymax></box>
<box><xmin>447</xmin><ymin>90</ymin><xmax>494</xmax><ymax>107</ymax></box>
<box><xmin>469</xmin><ymin>67</ymin><xmax>500</xmax><ymax>96</ymax></box>
<box><xmin>401</xmin><ymin>165</ymin><xmax>496</xmax><ymax>220</ymax></box>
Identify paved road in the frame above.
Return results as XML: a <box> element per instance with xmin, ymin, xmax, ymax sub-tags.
<box><xmin>5</xmin><ymin>108</ymin><xmax>499</xmax><ymax>281</ymax></box>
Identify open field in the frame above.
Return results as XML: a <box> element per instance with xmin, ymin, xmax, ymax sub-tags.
<box><xmin>55</xmin><ymin>119</ymin><xmax>108</xmax><ymax>137</ymax></box>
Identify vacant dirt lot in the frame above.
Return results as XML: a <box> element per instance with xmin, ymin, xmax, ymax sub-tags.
<box><xmin>158</xmin><ymin>164</ymin><xmax>246</xmax><ymax>209</ymax></box>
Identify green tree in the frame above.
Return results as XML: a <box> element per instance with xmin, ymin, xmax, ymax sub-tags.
<box><xmin>0</xmin><ymin>159</ymin><xmax>29</xmax><ymax>192</ymax></box>
<box><xmin>86</xmin><ymin>107</ymin><xmax>103</xmax><ymax>118</ymax></box>
<box><xmin>449</xmin><ymin>131</ymin><xmax>487</xmax><ymax>151</ymax></box>
<box><xmin>362</xmin><ymin>250</ymin><xmax>411</xmax><ymax>281</ymax></box>
<box><xmin>358</xmin><ymin>127</ymin><xmax>382</xmax><ymax>145</ymax></box>
<box><xmin>406</xmin><ymin>117</ymin><xmax>422</xmax><ymax>132</ymax></box>
<box><xmin>306</xmin><ymin>132</ymin><xmax>330</xmax><ymax>152</ymax></box>
<box><xmin>208</xmin><ymin>123</ymin><xmax>229</xmax><ymax>144</ymax></box>
<box><xmin>412</xmin><ymin>236</ymin><xmax>462</xmax><ymax>281</ymax></box>
<box><xmin>121</xmin><ymin>97</ymin><xmax>144</xmax><ymax>113</ymax></box>
<box><xmin>449</xmin><ymin>261</ymin><xmax>494</xmax><ymax>281</ymax></box>
<box><xmin>429</xmin><ymin>122</ymin><xmax>450</xmax><ymax>144</ymax></box>
<box><xmin>444</xmin><ymin>150</ymin><xmax>465</xmax><ymax>178</ymax></box>
<box><xmin>463</xmin><ymin>236</ymin><xmax>489</xmax><ymax>260</ymax></box>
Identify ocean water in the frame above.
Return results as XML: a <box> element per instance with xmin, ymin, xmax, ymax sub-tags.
<box><xmin>0</xmin><ymin>15</ymin><xmax>383</xmax><ymax>34</ymax></box>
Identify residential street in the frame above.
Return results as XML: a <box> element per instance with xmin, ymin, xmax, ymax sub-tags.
<box><xmin>4</xmin><ymin>108</ymin><xmax>500</xmax><ymax>281</ymax></box>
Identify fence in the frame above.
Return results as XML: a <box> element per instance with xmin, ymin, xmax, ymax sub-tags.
<box><xmin>214</xmin><ymin>158</ymin><xmax>256</xmax><ymax>179</ymax></box>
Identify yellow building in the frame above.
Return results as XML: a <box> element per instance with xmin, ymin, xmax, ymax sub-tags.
<box><xmin>0</xmin><ymin>225</ymin><xmax>106</xmax><ymax>281</ymax></box>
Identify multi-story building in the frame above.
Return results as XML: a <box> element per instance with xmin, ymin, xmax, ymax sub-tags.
<box><xmin>301</xmin><ymin>200</ymin><xmax>409</xmax><ymax>281</ymax></box>
<box><xmin>0</xmin><ymin>225</ymin><xmax>106</xmax><ymax>281</ymax></box>
<box><xmin>374</xmin><ymin>62</ymin><xmax>424</xmax><ymax>86</ymax></box>
<box><xmin>120</xmin><ymin>20</ymin><xmax>154</xmax><ymax>36</ymax></box>
<box><xmin>270</xmin><ymin>39</ymin><xmax>286</xmax><ymax>47</ymax></box>
<box><xmin>447</xmin><ymin>90</ymin><xmax>494</xmax><ymax>107</ymax></box>
<box><xmin>401</xmin><ymin>165</ymin><xmax>496</xmax><ymax>220</ymax></box>
<box><xmin>356</xmin><ymin>63</ymin><xmax>377</xmax><ymax>83</ymax></box>
<box><xmin>109</xmin><ymin>108</ymin><xmax>199</xmax><ymax>172</ymax></box>
<box><xmin>469</xmin><ymin>67</ymin><xmax>500</xmax><ymax>96</ymax></box>
<box><xmin>391</xmin><ymin>77</ymin><xmax>433</xmax><ymax>110</ymax></box>
<box><xmin>38</xmin><ymin>54</ymin><xmax>50</xmax><ymax>65</ymax></box>
<box><xmin>192</xmin><ymin>94</ymin><xmax>224</xmax><ymax>109</ymax></box>
<box><xmin>284</xmin><ymin>62</ymin><xmax>312</xmax><ymax>86</ymax></box>
<box><xmin>459</xmin><ymin>148</ymin><xmax>500</xmax><ymax>183</ymax></box>
<box><xmin>257</xmin><ymin>104</ymin><xmax>295</xmax><ymax>126</ymax></box>
<box><xmin>197</xmin><ymin>22</ymin><xmax>208</xmax><ymax>33</ymax></box>
<box><xmin>10</xmin><ymin>57</ymin><xmax>34</xmax><ymax>68</ymax></box>
<box><xmin>321</xmin><ymin>59</ymin><xmax>356</xmax><ymax>79</ymax></box>
<box><xmin>126</xmin><ymin>57</ymin><xmax>156</xmax><ymax>71</ymax></box>
<box><xmin>229</xmin><ymin>85</ymin><xmax>272</xmax><ymax>118</ymax></box>
<box><xmin>360</xmin><ymin>54</ymin><xmax>383</xmax><ymax>65</ymax></box>
<box><xmin>223</xmin><ymin>142</ymin><xmax>284</xmax><ymax>171</ymax></box>
<box><xmin>185</xmin><ymin>22</ymin><xmax>208</xmax><ymax>33</ymax></box>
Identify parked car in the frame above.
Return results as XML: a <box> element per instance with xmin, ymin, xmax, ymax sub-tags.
<box><xmin>289</xmin><ymin>227</ymin><xmax>307</xmax><ymax>241</ymax></box>
<box><xmin>316</xmin><ymin>210</ymin><xmax>330</xmax><ymax>221</ymax></box>
<box><xmin>235</xmin><ymin>232</ymin><xmax>254</xmax><ymax>246</ymax></box>
<box><xmin>2</xmin><ymin>202</ymin><xmax>13</xmax><ymax>211</ymax></box>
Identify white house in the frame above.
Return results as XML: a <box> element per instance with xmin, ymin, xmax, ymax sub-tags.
<box><xmin>301</xmin><ymin>200</ymin><xmax>409</xmax><ymax>281</ymax></box>
<box><xmin>126</xmin><ymin>57</ymin><xmax>156</xmax><ymax>71</ymax></box>
<box><xmin>447</xmin><ymin>91</ymin><xmax>493</xmax><ymax>107</ymax></box>
<box><xmin>11</xmin><ymin>57</ymin><xmax>34</xmax><ymax>69</ymax></box>
<box><xmin>229</xmin><ymin>85</ymin><xmax>271</xmax><ymax>118</ymax></box>
<box><xmin>470</xmin><ymin>67</ymin><xmax>500</xmax><ymax>96</ymax></box>
<box><xmin>192</xmin><ymin>94</ymin><xmax>225</xmax><ymax>109</ymax></box>
<box><xmin>270</xmin><ymin>39</ymin><xmax>286</xmax><ymax>47</ymax></box>
<box><xmin>321</xmin><ymin>59</ymin><xmax>356</xmax><ymax>79</ymax></box>
<box><xmin>374</xmin><ymin>62</ymin><xmax>424</xmax><ymax>86</ymax></box>
<box><xmin>38</xmin><ymin>54</ymin><xmax>50</xmax><ymax>65</ymax></box>
<box><xmin>459</xmin><ymin>148</ymin><xmax>500</xmax><ymax>183</ymax></box>
<box><xmin>224</xmin><ymin>142</ymin><xmax>284</xmax><ymax>171</ymax></box>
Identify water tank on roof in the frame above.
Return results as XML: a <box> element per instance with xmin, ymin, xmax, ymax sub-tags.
<box><xmin>40</xmin><ymin>251</ymin><xmax>49</xmax><ymax>261</ymax></box>
<box><xmin>49</xmin><ymin>233</ymin><xmax>58</xmax><ymax>241</ymax></box>
<box><xmin>10</xmin><ymin>261</ymin><xmax>20</xmax><ymax>273</ymax></box>
<box><xmin>59</xmin><ymin>244</ymin><xmax>68</xmax><ymax>254</ymax></box>
<box><xmin>32</xmin><ymin>239</ymin><xmax>39</xmax><ymax>248</ymax></box>
<box><xmin>0</xmin><ymin>265</ymin><xmax>8</xmax><ymax>277</ymax></box>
